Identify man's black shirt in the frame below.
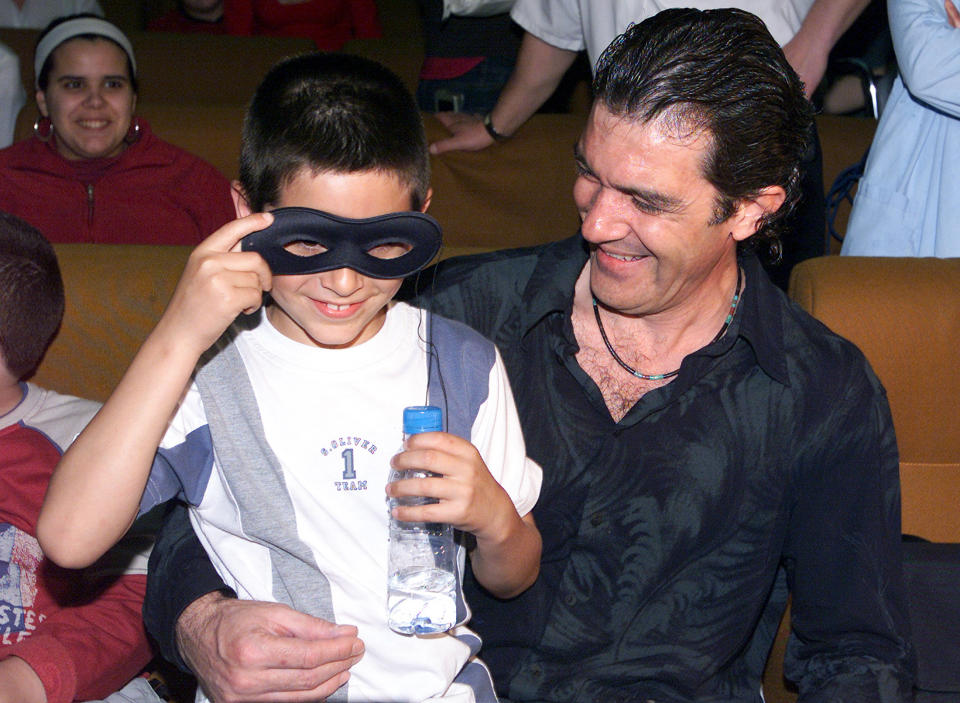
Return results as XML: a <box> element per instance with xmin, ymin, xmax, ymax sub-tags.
<box><xmin>145</xmin><ymin>235</ymin><xmax>913</xmax><ymax>702</ymax></box>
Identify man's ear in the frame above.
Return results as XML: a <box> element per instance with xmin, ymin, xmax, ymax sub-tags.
<box><xmin>231</xmin><ymin>181</ymin><xmax>253</xmax><ymax>218</ymax></box>
<box><xmin>419</xmin><ymin>187</ymin><xmax>433</xmax><ymax>214</ymax></box>
<box><xmin>729</xmin><ymin>186</ymin><xmax>786</xmax><ymax>242</ymax></box>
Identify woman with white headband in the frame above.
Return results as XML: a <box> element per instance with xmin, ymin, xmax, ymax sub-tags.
<box><xmin>0</xmin><ymin>14</ymin><xmax>235</xmax><ymax>244</ymax></box>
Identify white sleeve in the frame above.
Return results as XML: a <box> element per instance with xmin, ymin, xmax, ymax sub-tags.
<box><xmin>470</xmin><ymin>349</ymin><xmax>542</xmax><ymax>518</ymax></box>
<box><xmin>510</xmin><ymin>0</ymin><xmax>587</xmax><ymax>52</ymax></box>
<box><xmin>140</xmin><ymin>383</ymin><xmax>213</xmax><ymax>513</ymax></box>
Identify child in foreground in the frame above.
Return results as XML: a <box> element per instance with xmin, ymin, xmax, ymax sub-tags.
<box><xmin>38</xmin><ymin>53</ymin><xmax>542</xmax><ymax>703</ymax></box>
<box><xmin>0</xmin><ymin>211</ymin><xmax>159</xmax><ymax>703</ymax></box>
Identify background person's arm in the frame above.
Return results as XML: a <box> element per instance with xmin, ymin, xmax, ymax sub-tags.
<box><xmin>889</xmin><ymin>0</ymin><xmax>960</xmax><ymax>115</ymax></box>
<box><xmin>429</xmin><ymin>32</ymin><xmax>578</xmax><ymax>154</ymax></box>
<box><xmin>782</xmin><ymin>0</ymin><xmax>872</xmax><ymax>98</ymax></box>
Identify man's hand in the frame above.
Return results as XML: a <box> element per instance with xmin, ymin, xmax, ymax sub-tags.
<box><xmin>429</xmin><ymin>112</ymin><xmax>495</xmax><ymax>155</ymax></box>
<box><xmin>428</xmin><ymin>33</ymin><xmax>578</xmax><ymax>155</ymax></box>
<box><xmin>0</xmin><ymin>657</ymin><xmax>46</xmax><ymax>703</ymax></box>
<box><xmin>176</xmin><ymin>592</ymin><xmax>364</xmax><ymax>703</ymax></box>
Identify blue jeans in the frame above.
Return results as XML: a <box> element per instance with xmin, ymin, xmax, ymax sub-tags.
<box><xmin>417</xmin><ymin>56</ymin><xmax>514</xmax><ymax>114</ymax></box>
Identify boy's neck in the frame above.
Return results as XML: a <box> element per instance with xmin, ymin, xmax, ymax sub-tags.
<box><xmin>0</xmin><ymin>377</ymin><xmax>24</xmax><ymax>416</ymax></box>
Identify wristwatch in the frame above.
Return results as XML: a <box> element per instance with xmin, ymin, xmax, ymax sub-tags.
<box><xmin>482</xmin><ymin>112</ymin><xmax>509</xmax><ymax>142</ymax></box>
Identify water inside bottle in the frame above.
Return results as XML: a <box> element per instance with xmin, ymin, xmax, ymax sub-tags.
<box><xmin>387</xmin><ymin>566</ymin><xmax>456</xmax><ymax>635</ymax></box>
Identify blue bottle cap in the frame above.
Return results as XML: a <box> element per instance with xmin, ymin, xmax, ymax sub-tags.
<box><xmin>403</xmin><ymin>405</ymin><xmax>443</xmax><ymax>435</ymax></box>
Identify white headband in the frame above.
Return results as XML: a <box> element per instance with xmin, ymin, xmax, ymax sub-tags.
<box><xmin>34</xmin><ymin>17</ymin><xmax>136</xmax><ymax>88</ymax></box>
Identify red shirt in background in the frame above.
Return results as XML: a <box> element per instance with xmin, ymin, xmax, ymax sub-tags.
<box><xmin>148</xmin><ymin>9</ymin><xmax>228</xmax><ymax>34</ymax></box>
<box><xmin>224</xmin><ymin>0</ymin><xmax>381</xmax><ymax>50</ymax></box>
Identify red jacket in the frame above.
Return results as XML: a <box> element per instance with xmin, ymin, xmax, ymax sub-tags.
<box><xmin>0</xmin><ymin>120</ymin><xmax>235</xmax><ymax>245</ymax></box>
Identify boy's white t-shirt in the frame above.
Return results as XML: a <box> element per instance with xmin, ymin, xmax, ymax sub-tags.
<box><xmin>143</xmin><ymin>302</ymin><xmax>542</xmax><ymax>703</ymax></box>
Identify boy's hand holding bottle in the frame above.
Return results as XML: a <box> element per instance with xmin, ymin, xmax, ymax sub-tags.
<box><xmin>386</xmin><ymin>429</ymin><xmax>540</xmax><ymax>600</ymax></box>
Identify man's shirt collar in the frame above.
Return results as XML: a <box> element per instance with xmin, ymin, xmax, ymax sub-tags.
<box><xmin>519</xmin><ymin>233</ymin><xmax>791</xmax><ymax>387</ymax></box>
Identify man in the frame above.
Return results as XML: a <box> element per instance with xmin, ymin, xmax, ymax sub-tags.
<box><xmin>144</xmin><ymin>9</ymin><xmax>914</xmax><ymax>702</ymax></box>
<box><xmin>428</xmin><ymin>0</ymin><xmax>871</xmax><ymax>290</ymax></box>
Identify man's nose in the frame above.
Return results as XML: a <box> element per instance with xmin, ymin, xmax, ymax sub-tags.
<box><xmin>578</xmin><ymin>185</ymin><xmax>631</xmax><ymax>243</ymax></box>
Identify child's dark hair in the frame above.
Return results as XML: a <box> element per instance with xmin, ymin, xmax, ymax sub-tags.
<box><xmin>0</xmin><ymin>212</ymin><xmax>64</xmax><ymax>379</ymax></box>
<box><xmin>239</xmin><ymin>52</ymin><xmax>429</xmax><ymax>212</ymax></box>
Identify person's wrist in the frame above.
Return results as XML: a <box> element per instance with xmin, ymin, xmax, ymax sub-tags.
<box><xmin>482</xmin><ymin>112</ymin><xmax>510</xmax><ymax>142</ymax></box>
<box><xmin>175</xmin><ymin>589</ymin><xmax>235</xmax><ymax>666</ymax></box>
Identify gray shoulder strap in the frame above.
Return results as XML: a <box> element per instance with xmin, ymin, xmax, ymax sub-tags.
<box><xmin>195</xmin><ymin>340</ymin><xmax>346</xmax><ymax>700</ymax></box>
<box><xmin>426</xmin><ymin>311</ymin><xmax>497</xmax><ymax>441</ymax></box>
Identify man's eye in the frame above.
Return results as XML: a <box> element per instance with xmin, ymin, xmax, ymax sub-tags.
<box><xmin>368</xmin><ymin>243</ymin><xmax>411</xmax><ymax>260</ymax></box>
<box><xmin>632</xmin><ymin>199</ymin><xmax>663</xmax><ymax>215</ymax></box>
<box><xmin>283</xmin><ymin>241</ymin><xmax>328</xmax><ymax>257</ymax></box>
<box><xmin>574</xmin><ymin>162</ymin><xmax>596</xmax><ymax>180</ymax></box>
<box><xmin>62</xmin><ymin>79</ymin><xmax>82</xmax><ymax>90</ymax></box>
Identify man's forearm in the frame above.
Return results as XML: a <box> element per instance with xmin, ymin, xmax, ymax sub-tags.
<box><xmin>488</xmin><ymin>32</ymin><xmax>579</xmax><ymax>137</ymax></box>
<box><xmin>783</xmin><ymin>0</ymin><xmax>871</xmax><ymax>96</ymax></box>
<box><xmin>795</xmin><ymin>0</ymin><xmax>872</xmax><ymax>55</ymax></box>
<box><xmin>144</xmin><ymin>502</ymin><xmax>233</xmax><ymax>671</ymax></box>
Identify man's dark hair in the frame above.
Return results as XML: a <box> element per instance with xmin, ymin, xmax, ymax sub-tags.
<box><xmin>239</xmin><ymin>52</ymin><xmax>429</xmax><ymax>212</ymax></box>
<box><xmin>0</xmin><ymin>212</ymin><xmax>64</xmax><ymax>379</ymax></box>
<box><xmin>593</xmin><ymin>8</ymin><xmax>814</xmax><ymax>249</ymax></box>
<box><xmin>36</xmin><ymin>13</ymin><xmax>139</xmax><ymax>93</ymax></box>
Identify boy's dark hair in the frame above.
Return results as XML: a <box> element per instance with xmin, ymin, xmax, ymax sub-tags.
<box><xmin>36</xmin><ymin>13</ymin><xmax>139</xmax><ymax>93</ymax></box>
<box><xmin>593</xmin><ymin>8</ymin><xmax>814</xmax><ymax>250</ymax></box>
<box><xmin>239</xmin><ymin>52</ymin><xmax>429</xmax><ymax>212</ymax></box>
<box><xmin>0</xmin><ymin>212</ymin><xmax>64</xmax><ymax>379</ymax></box>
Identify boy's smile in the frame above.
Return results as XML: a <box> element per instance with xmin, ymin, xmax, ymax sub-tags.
<box><xmin>257</xmin><ymin>168</ymin><xmax>426</xmax><ymax>349</ymax></box>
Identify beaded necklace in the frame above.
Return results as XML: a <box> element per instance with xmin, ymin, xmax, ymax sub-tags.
<box><xmin>591</xmin><ymin>266</ymin><xmax>742</xmax><ymax>381</ymax></box>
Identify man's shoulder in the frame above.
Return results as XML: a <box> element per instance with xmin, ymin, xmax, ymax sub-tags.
<box><xmin>777</xmin><ymin>292</ymin><xmax>884</xmax><ymax>398</ymax></box>
<box><xmin>432</xmin><ymin>241</ymin><xmax>555</xmax><ymax>286</ymax></box>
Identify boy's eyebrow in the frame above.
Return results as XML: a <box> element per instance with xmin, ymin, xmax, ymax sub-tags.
<box><xmin>572</xmin><ymin>142</ymin><xmax>685</xmax><ymax>214</ymax></box>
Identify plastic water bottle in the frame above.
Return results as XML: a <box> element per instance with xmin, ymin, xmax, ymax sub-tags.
<box><xmin>387</xmin><ymin>405</ymin><xmax>457</xmax><ymax>635</ymax></box>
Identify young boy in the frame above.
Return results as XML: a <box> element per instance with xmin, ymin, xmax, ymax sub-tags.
<box><xmin>0</xmin><ymin>212</ymin><xmax>159</xmax><ymax>703</ymax></box>
<box><xmin>38</xmin><ymin>53</ymin><xmax>542</xmax><ymax>703</ymax></box>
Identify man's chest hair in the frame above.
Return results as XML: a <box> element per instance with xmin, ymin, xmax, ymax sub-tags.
<box><xmin>571</xmin><ymin>314</ymin><xmax>670</xmax><ymax>422</ymax></box>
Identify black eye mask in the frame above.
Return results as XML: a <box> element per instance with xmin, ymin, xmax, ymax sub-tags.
<box><xmin>241</xmin><ymin>207</ymin><xmax>443</xmax><ymax>279</ymax></box>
